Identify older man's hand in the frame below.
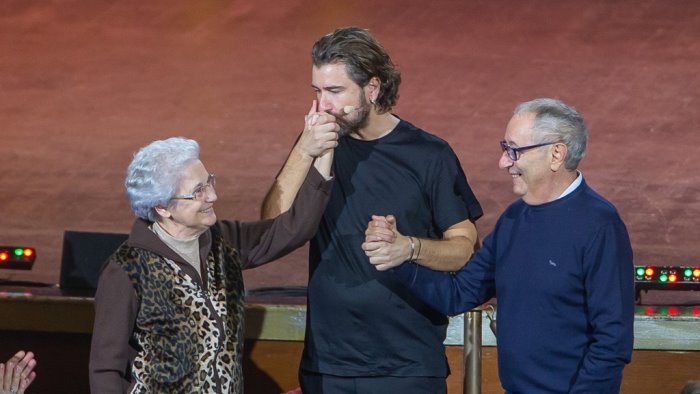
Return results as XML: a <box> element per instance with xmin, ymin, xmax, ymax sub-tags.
<box><xmin>1</xmin><ymin>351</ymin><xmax>37</xmax><ymax>394</ymax></box>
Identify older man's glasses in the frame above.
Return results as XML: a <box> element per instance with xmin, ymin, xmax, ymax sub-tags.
<box><xmin>171</xmin><ymin>174</ymin><xmax>216</xmax><ymax>201</ymax></box>
<box><xmin>500</xmin><ymin>140</ymin><xmax>557</xmax><ymax>161</ymax></box>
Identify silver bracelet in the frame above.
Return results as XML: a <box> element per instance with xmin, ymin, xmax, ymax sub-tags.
<box><xmin>415</xmin><ymin>237</ymin><xmax>422</xmax><ymax>260</ymax></box>
<box><xmin>408</xmin><ymin>236</ymin><xmax>415</xmax><ymax>261</ymax></box>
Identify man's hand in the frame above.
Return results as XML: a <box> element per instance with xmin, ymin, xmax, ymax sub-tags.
<box><xmin>363</xmin><ymin>217</ymin><xmax>477</xmax><ymax>272</ymax></box>
<box><xmin>261</xmin><ymin>100</ymin><xmax>339</xmax><ymax>218</ymax></box>
<box><xmin>298</xmin><ymin>100</ymin><xmax>339</xmax><ymax>159</ymax></box>
<box><xmin>362</xmin><ymin>215</ymin><xmax>414</xmax><ymax>271</ymax></box>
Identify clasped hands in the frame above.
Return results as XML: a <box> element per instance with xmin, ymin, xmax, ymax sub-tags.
<box><xmin>362</xmin><ymin>215</ymin><xmax>415</xmax><ymax>271</ymax></box>
<box><xmin>298</xmin><ymin>100</ymin><xmax>340</xmax><ymax>159</ymax></box>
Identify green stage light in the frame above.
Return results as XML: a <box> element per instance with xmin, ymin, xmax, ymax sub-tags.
<box><xmin>0</xmin><ymin>246</ymin><xmax>36</xmax><ymax>270</ymax></box>
<box><xmin>634</xmin><ymin>265</ymin><xmax>700</xmax><ymax>303</ymax></box>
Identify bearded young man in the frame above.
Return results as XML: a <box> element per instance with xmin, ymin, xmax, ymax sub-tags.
<box><xmin>261</xmin><ymin>27</ymin><xmax>482</xmax><ymax>393</ymax></box>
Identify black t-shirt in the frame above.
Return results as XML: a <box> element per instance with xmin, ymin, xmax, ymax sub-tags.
<box><xmin>301</xmin><ymin>118</ymin><xmax>483</xmax><ymax>377</ymax></box>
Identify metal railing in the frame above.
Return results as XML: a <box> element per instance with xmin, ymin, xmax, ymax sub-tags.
<box><xmin>463</xmin><ymin>308</ymin><xmax>483</xmax><ymax>394</ymax></box>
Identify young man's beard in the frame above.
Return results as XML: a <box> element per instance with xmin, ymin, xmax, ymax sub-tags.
<box><xmin>335</xmin><ymin>96</ymin><xmax>371</xmax><ymax>136</ymax></box>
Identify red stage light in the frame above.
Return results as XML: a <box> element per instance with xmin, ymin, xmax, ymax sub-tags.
<box><xmin>635</xmin><ymin>265</ymin><xmax>700</xmax><ymax>302</ymax></box>
<box><xmin>0</xmin><ymin>246</ymin><xmax>37</xmax><ymax>270</ymax></box>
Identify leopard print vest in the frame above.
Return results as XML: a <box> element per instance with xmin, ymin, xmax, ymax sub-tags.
<box><xmin>114</xmin><ymin>227</ymin><xmax>245</xmax><ymax>393</ymax></box>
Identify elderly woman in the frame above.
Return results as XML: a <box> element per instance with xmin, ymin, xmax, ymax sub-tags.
<box><xmin>89</xmin><ymin>135</ymin><xmax>335</xmax><ymax>393</ymax></box>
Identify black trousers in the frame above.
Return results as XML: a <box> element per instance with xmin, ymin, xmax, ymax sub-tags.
<box><xmin>299</xmin><ymin>370</ymin><xmax>447</xmax><ymax>394</ymax></box>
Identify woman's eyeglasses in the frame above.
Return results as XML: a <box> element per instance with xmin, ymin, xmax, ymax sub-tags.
<box><xmin>171</xmin><ymin>174</ymin><xmax>216</xmax><ymax>201</ymax></box>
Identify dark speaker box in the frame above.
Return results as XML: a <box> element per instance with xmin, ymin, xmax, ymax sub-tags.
<box><xmin>59</xmin><ymin>230</ymin><xmax>128</xmax><ymax>290</ymax></box>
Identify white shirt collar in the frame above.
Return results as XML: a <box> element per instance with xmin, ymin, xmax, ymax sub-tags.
<box><xmin>557</xmin><ymin>171</ymin><xmax>583</xmax><ymax>199</ymax></box>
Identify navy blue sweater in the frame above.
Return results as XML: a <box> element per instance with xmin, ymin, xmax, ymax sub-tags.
<box><xmin>395</xmin><ymin>180</ymin><xmax>634</xmax><ymax>393</ymax></box>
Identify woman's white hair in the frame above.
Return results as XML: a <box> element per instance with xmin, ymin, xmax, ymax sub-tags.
<box><xmin>125</xmin><ymin>137</ymin><xmax>199</xmax><ymax>221</ymax></box>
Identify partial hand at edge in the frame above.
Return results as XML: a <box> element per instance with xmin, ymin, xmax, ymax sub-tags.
<box><xmin>0</xmin><ymin>351</ymin><xmax>37</xmax><ymax>394</ymax></box>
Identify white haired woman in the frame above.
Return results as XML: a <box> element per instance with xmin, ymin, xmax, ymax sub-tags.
<box><xmin>89</xmin><ymin>134</ymin><xmax>335</xmax><ymax>393</ymax></box>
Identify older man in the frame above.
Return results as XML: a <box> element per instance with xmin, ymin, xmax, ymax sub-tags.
<box><xmin>365</xmin><ymin>98</ymin><xmax>634</xmax><ymax>393</ymax></box>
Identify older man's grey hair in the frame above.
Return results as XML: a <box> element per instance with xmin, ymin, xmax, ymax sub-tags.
<box><xmin>125</xmin><ymin>137</ymin><xmax>200</xmax><ymax>221</ymax></box>
<box><xmin>680</xmin><ymin>380</ymin><xmax>700</xmax><ymax>394</ymax></box>
<box><xmin>514</xmin><ymin>98</ymin><xmax>588</xmax><ymax>170</ymax></box>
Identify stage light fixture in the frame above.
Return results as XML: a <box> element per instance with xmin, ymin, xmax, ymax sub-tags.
<box><xmin>0</xmin><ymin>246</ymin><xmax>36</xmax><ymax>270</ymax></box>
<box><xmin>635</xmin><ymin>265</ymin><xmax>700</xmax><ymax>302</ymax></box>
